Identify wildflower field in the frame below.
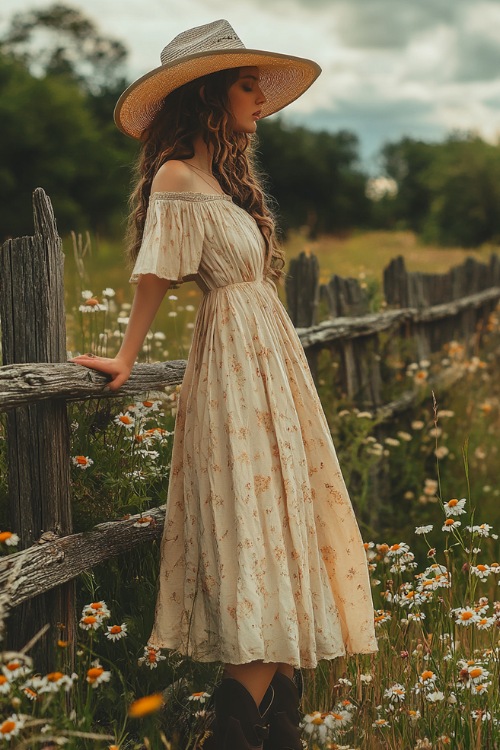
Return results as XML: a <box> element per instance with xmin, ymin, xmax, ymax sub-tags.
<box><xmin>0</xmin><ymin>237</ymin><xmax>499</xmax><ymax>748</ymax></box>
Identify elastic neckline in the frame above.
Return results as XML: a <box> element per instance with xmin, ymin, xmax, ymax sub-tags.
<box><xmin>150</xmin><ymin>191</ymin><xmax>232</xmax><ymax>202</ymax></box>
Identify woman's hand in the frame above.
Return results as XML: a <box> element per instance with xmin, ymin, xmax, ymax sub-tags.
<box><xmin>69</xmin><ymin>354</ymin><xmax>133</xmax><ymax>392</ymax></box>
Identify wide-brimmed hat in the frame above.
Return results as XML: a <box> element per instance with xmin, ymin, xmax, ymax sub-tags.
<box><xmin>114</xmin><ymin>19</ymin><xmax>321</xmax><ymax>139</ymax></box>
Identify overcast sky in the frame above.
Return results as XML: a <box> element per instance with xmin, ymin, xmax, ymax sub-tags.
<box><xmin>2</xmin><ymin>0</ymin><xmax>500</xmax><ymax>172</ymax></box>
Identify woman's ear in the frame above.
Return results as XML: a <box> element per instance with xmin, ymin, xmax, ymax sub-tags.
<box><xmin>199</xmin><ymin>85</ymin><xmax>207</xmax><ymax>104</ymax></box>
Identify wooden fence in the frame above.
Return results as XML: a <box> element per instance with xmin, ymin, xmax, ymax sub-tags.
<box><xmin>1</xmin><ymin>189</ymin><xmax>499</xmax><ymax>671</ymax></box>
<box><xmin>286</xmin><ymin>251</ymin><xmax>500</xmax><ymax>407</ymax></box>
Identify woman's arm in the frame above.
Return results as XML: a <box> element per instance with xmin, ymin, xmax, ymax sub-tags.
<box><xmin>69</xmin><ymin>273</ymin><xmax>171</xmax><ymax>391</ymax></box>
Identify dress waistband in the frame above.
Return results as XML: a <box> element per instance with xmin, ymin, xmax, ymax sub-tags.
<box><xmin>203</xmin><ymin>279</ymin><xmax>266</xmax><ymax>295</ymax></box>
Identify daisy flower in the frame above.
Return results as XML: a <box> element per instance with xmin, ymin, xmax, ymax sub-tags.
<box><xmin>374</xmin><ymin>610</ymin><xmax>391</xmax><ymax>626</ymax></box>
<box><xmin>372</xmin><ymin>718</ymin><xmax>390</xmax><ymax>728</ymax></box>
<box><xmin>82</xmin><ymin>601</ymin><xmax>111</xmax><ymax>619</ymax></box>
<box><xmin>408</xmin><ymin>611</ymin><xmax>426</xmax><ymax>622</ymax></box>
<box><xmin>415</xmin><ymin>525</ymin><xmax>433</xmax><ymax>535</ymax></box>
<box><xmin>466</xmin><ymin>523</ymin><xmax>493</xmax><ymax>537</ymax></box>
<box><xmin>38</xmin><ymin>672</ymin><xmax>78</xmax><ymax>693</ymax></box>
<box><xmin>0</xmin><ymin>714</ymin><xmax>25</xmax><ymax>741</ymax></box>
<box><xmin>79</xmin><ymin>297</ymin><xmax>108</xmax><ymax>313</ymax></box>
<box><xmin>138</xmin><ymin>645</ymin><xmax>167</xmax><ymax>669</ymax></box>
<box><xmin>2</xmin><ymin>658</ymin><xmax>31</xmax><ymax>680</ymax></box>
<box><xmin>79</xmin><ymin>615</ymin><xmax>102</xmax><ymax>631</ymax></box>
<box><xmin>301</xmin><ymin>712</ymin><xmax>333</xmax><ymax>741</ymax></box>
<box><xmin>0</xmin><ymin>531</ymin><xmax>20</xmax><ymax>546</ymax></box>
<box><xmin>387</xmin><ymin>542</ymin><xmax>410</xmax><ymax>556</ymax></box>
<box><xmin>106</xmin><ymin>624</ymin><xmax>128</xmax><ymax>641</ymax></box>
<box><xmin>466</xmin><ymin>665</ymin><xmax>490</xmax><ymax>684</ymax></box>
<box><xmin>417</xmin><ymin>670</ymin><xmax>437</xmax><ymax>690</ymax></box>
<box><xmin>188</xmin><ymin>691</ymin><xmax>210</xmax><ymax>703</ymax></box>
<box><xmin>426</xmin><ymin>690</ymin><xmax>445</xmax><ymax>702</ymax></box>
<box><xmin>453</xmin><ymin>607</ymin><xmax>479</xmax><ymax>626</ymax></box>
<box><xmin>470</xmin><ymin>564</ymin><xmax>491</xmax><ymax>581</ymax></box>
<box><xmin>442</xmin><ymin>519</ymin><xmax>461</xmax><ymax>532</ymax></box>
<box><xmin>114</xmin><ymin>413</ymin><xmax>135</xmax><ymax>429</ymax></box>
<box><xmin>326</xmin><ymin>709</ymin><xmax>352</xmax><ymax>728</ymax></box>
<box><xmin>71</xmin><ymin>455</ymin><xmax>94</xmax><ymax>470</ymax></box>
<box><xmin>443</xmin><ymin>498</ymin><xmax>466</xmax><ymax>516</ymax></box>
<box><xmin>384</xmin><ymin>684</ymin><xmax>406</xmax><ymax>703</ymax></box>
<box><xmin>0</xmin><ymin>675</ymin><xmax>11</xmax><ymax>695</ymax></box>
<box><xmin>476</xmin><ymin>616</ymin><xmax>495</xmax><ymax>630</ymax></box>
<box><xmin>86</xmin><ymin>662</ymin><xmax>111</xmax><ymax>688</ymax></box>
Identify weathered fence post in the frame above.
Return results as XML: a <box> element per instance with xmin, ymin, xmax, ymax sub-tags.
<box><xmin>0</xmin><ymin>188</ymin><xmax>75</xmax><ymax>671</ymax></box>
<box><xmin>286</xmin><ymin>252</ymin><xmax>320</xmax><ymax>378</ymax></box>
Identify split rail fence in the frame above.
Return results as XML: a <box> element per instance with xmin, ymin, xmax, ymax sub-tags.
<box><xmin>1</xmin><ymin>189</ymin><xmax>499</xmax><ymax>671</ymax></box>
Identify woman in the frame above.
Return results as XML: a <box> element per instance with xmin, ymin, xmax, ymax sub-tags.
<box><xmin>70</xmin><ymin>19</ymin><xmax>378</xmax><ymax>750</ymax></box>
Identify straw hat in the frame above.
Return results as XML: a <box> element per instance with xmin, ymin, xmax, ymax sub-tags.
<box><xmin>114</xmin><ymin>19</ymin><xmax>321</xmax><ymax>139</ymax></box>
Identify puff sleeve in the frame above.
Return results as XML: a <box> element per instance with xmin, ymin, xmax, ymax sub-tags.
<box><xmin>129</xmin><ymin>195</ymin><xmax>205</xmax><ymax>285</ymax></box>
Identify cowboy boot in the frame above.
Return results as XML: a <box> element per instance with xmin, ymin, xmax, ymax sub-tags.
<box><xmin>263</xmin><ymin>669</ymin><xmax>304</xmax><ymax>750</ymax></box>
<box><xmin>211</xmin><ymin>677</ymin><xmax>274</xmax><ymax>750</ymax></box>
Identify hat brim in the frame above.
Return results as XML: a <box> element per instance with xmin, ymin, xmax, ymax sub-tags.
<box><xmin>114</xmin><ymin>49</ymin><xmax>321</xmax><ymax>139</ymax></box>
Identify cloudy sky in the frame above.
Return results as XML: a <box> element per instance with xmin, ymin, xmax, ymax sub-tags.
<box><xmin>2</xmin><ymin>0</ymin><xmax>500</xmax><ymax>171</ymax></box>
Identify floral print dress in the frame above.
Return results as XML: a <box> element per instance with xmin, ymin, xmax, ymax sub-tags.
<box><xmin>130</xmin><ymin>191</ymin><xmax>378</xmax><ymax>668</ymax></box>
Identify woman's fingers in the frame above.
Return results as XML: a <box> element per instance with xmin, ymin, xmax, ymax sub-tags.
<box><xmin>69</xmin><ymin>356</ymin><xmax>132</xmax><ymax>392</ymax></box>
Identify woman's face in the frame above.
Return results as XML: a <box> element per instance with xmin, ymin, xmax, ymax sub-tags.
<box><xmin>227</xmin><ymin>67</ymin><xmax>267</xmax><ymax>133</ymax></box>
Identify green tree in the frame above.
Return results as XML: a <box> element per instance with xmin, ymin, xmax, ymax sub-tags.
<box><xmin>423</xmin><ymin>133</ymin><xmax>500</xmax><ymax>246</ymax></box>
<box><xmin>256</xmin><ymin>118</ymin><xmax>370</xmax><ymax>236</ymax></box>
<box><xmin>380</xmin><ymin>137</ymin><xmax>435</xmax><ymax>233</ymax></box>
<box><xmin>0</xmin><ymin>52</ymin><xmax>136</xmax><ymax>239</ymax></box>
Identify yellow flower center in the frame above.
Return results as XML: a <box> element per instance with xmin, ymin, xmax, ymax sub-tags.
<box><xmin>0</xmin><ymin>532</ymin><xmax>13</xmax><ymax>543</ymax></box>
<box><xmin>87</xmin><ymin>667</ymin><xmax>104</xmax><ymax>681</ymax></box>
<box><xmin>110</xmin><ymin>625</ymin><xmax>122</xmax><ymax>634</ymax></box>
<box><xmin>477</xmin><ymin>565</ymin><xmax>487</xmax><ymax>571</ymax></box>
<box><xmin>0</xmin><ymin>676</ymin><xmax>7</xmax><ymax>685</ymax></box>
<box><xmin>47</xmin><ymin>672</ymin><xmax>64</xmax><ymax>682</ymax></box>
<box><xmin>142</xmin><ymin>401</ymin><xmax>154</xmax><ymax>407</ymax></box>
<box><xmin>421</xmin><ymin>671</ymin><xmax>434</xmax><ymax>681</ymax></box>
<box><xmin>86</xmin><ymin>297</ymin><xmax>99</xmax><ymax>306</ymax></box>
<box><xmin>6</xmin><ymin>662</ymin><xmax>20</xmax><ymax>671</ymax></box>
<box><xmin>461</xmin><ymin>612</ymin><xmax>473</xmax><ymax>620</ymax></box>
<box><xmin>1</xmin><ymin>721</ymin><xmax>16</xmax><ymax>735</ymax></box>
<box><xmin>83</xmin><ymin>616</ymin><xmax>97</xmax><ymax>625</ymax></box>
<box><xmin>119</xmin><ymin>415</ymin><xmax>133</xmax><ymax>425</ymax></box>
<box><xmin>444</xmin><ymin>519</ymin><xmax>455</xmax><ymax>526</ymax></box>
<box><xmin>469</xmin><ymin>668</ymin><xmax>483</xmax><ymax>679</ymax></box>
<box><xmin>447</xmin><ymin>499</ymin><xmax>458</xmax><ymax>507</ymax></box>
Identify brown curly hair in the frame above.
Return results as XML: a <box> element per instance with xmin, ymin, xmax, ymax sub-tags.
<box><xmin>126</xmin><ymin>68</ymin><xmax>284</xmax><ymax>281</ymax></box>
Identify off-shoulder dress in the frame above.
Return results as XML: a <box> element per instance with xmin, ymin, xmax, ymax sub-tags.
<box><xmin>129</xmin><ymin>191</ymin><xmax>378</xmax><ymax>668</ymax></box>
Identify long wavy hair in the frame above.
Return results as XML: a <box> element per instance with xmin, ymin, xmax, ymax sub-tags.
<box><xmin>126</xmin><ymin>68</ymin><xmax>284</xmax><ymax>281</ymax></box>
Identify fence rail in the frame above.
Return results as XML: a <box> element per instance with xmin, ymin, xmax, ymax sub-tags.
<box><xmin>0</xmin><ymin>361</ymin><xmax>186</xmax><ymax>411</ymax></box>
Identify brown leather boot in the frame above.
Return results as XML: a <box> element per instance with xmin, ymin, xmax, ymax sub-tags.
<box><xmin>211</xmin><ymin>677</ymin><xmax>274</xmax><ymax>750</ymax></box>
<box><xmin>263</xmin><ymin>670</ymin><xmax>303</xmax><ymax>750</ymax></box>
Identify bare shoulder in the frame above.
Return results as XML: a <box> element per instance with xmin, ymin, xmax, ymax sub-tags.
<box><xmin>151</xmin><ymin>160</ymin><xmax>194</xmax><ymax>194</ymax></box>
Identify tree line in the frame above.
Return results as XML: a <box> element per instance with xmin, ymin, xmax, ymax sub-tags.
<box><xmin>1</xmin><ymin>4</ymin><xmax>500</xmax><ymax>248</ymax></box>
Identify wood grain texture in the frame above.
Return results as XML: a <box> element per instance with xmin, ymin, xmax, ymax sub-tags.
<box><xmin>0</xmin><ymin>507</ymin><xmax>166</xmax><ymax>608</ymax></box>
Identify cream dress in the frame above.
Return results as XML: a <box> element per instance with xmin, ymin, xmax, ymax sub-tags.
<box><xmin>130</xmin><ymin>191</ymin><xmax>378</xmax><ymax>668</ymax></box>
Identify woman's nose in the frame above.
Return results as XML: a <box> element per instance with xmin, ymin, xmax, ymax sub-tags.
<box><xmin>256</xmin><ymin>86</ymin><xmax>267</xmax><ymax>105</ymax></box>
